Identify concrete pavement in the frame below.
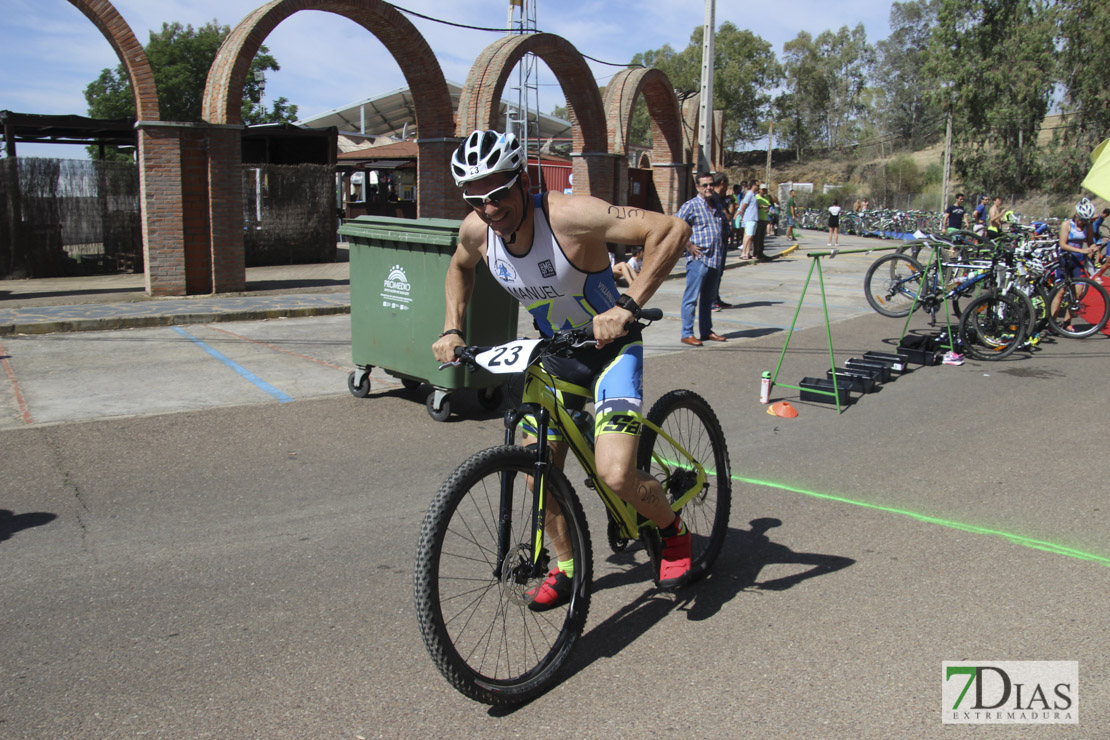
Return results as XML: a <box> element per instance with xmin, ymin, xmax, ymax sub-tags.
<box><xmin>0</xmin><ymin>235</ymin><xmax>809</xmax><ymax>336</ymax></box>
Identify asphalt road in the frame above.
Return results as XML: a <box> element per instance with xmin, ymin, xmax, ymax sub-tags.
<box><xmin>3</xmin><ymin>240</ymin><xmax>1109</xmax><ymax>737</ymax></box>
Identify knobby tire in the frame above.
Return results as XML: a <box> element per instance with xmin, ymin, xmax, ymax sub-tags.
<box><xmin>414</xmin><ymin>446</ymin><xmax>593</xmax><ymax>706</ymax></box>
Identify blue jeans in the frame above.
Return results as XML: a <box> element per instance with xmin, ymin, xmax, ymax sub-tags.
<box><xmin>681</xmin><ymin>258</ymin><xmax>721</xmax><ymax>338</ymax></box>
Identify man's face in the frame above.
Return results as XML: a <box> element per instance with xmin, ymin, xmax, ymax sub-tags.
<box><xmin>697</xmin><ymin>178</ymin><xmax>714</xmax><ymax>200</ymax></box>
<box><xmin>462</xmin><ymin>170</ymin><xmax>525</xmax><ymax>239</ymax></box>
<box><xmin>957</xmin><ymin>196</ymin><xmax>964</xmax><ymax>205</ymax></box>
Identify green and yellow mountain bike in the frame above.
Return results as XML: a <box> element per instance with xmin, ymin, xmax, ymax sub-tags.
<box><xmin>413</xmin><ymin>310</ymin><xmax>732</xmax><ymax>705</ymax></box>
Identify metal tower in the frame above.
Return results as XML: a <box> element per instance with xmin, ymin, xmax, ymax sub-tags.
<box><xmin>506</xmin><ymin>0</ymin><xmax>543</xmax><ymax>191</ymax></box>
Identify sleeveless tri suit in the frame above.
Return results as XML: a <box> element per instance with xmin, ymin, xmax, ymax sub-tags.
<box><xmin>485</xmin><ymin>194</ymin><xmax>644</xmax><ymax>438</ymax></box>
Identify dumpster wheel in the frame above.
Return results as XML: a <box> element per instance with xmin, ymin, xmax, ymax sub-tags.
<box><xmin>427</xmin><ymin>391</ymin><xmax>452</xmax><ymax>421</ymax></box>
<box><xmin>348</xmin><ymin>370</ymin><xmax>371</xmax><ymax>398</ymax></box>
<box><xmin>476</xmin><ymin>385</ymin><xmax>503</xmax><ymax>411</ymax></box>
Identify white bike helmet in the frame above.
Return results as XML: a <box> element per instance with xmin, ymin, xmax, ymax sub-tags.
<box><xmin>451</xmin><ymin>130</ymin><xmax>524</xmax><ymax>186</ymax></box>
<box><xmin>1076</xmin><ymin>197</ymin><xmax>1096</xmax><ymax>220</ymax></box>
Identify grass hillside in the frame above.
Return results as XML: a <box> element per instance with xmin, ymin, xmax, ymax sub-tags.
<box><xmin>724</xmin><ymin>115</ymin><xmax>1104</xmax><ymax>220</ymax></box>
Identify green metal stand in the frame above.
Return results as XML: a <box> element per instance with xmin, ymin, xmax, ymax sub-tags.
<box><xmin>766</xmin><ymin>245</ymin><xmax>904</xmax><ymax>414</ymax></box>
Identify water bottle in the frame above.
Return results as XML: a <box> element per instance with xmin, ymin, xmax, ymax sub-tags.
<box><xmin>569</xmin><ymin>410</ymin><xmax>595</xmax><ymax>447</ymax></box>
<box><xmin>760</xmin><ymin>371</ymin><xmax>772</xmax><ymax>404</ymax></box>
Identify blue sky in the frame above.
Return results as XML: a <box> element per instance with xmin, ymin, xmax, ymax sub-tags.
<box><xmin>1</xmin><ymin>0</ymin><xmax>893</xmax><ymax>158</ymax></box>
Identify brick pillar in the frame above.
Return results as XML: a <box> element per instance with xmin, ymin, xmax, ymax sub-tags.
<box><xmin>137</xmin><ymin>121</ymin><xmax>245</xmax><ymax>295</ymax></box>
<box><xmin>651</xmin><ymin>162</ymin><xmax>691</xmax><ymax>214</ymax></box>
<box><xmin>207</xmin><ymin>126</ymin><xmax>245</xmax><ymax>293</ymax></box>
<box><xmin>179</xmin><ymin>129</ymin><xmax>212</xmax><ymax>294</ymax></box>
<box><xmin>416</xmin><ymin>137</ymin><xmax>466</xmax><ymax>220</ymax></box>
<box><xmin>613</xmin><ymin>155</ymin><xmax>629</xmax><ymax>207</ymax></box>
<box><xmin>571</xmin><ymin>151</ymin><xmax>619</xmax><ymax>201</ymax></box>
<box><xmin>137</xmin><ymin>125</ymin><xmax>186</xmax><ymax>296</ymax></box>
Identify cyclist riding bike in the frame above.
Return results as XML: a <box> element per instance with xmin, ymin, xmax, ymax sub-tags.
<box><xmin>430</xmin><ymin>130</ymin><xmax>693</xmax><ymax>609</ymax></box>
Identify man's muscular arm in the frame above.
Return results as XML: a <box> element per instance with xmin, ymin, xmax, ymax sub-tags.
<box><xmin>432</xmin><ymin>215</ymin><xmax>485</xmax><ymax>363</ymax></box>
<box><xmin>547</xmin><ymin>193</ymin><xmax>690</xmax><ymax>346</ymax></box>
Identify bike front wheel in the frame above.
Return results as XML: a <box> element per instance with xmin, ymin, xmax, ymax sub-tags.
<box><xmin>864</xmin><ymin>253</ymin><xmax>927</xmax><ymax>318</ymax></box>
<box><xmin>638</xmin><ymin>390</ymin><xmax>732</xmax><ymax>583</ymax></box>
<box><xmin>414</xmin><ymin>445</ymin><xmax>593</xmax><ymax>706</ymax></box>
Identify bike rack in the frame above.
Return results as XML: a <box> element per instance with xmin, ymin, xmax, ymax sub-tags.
<box><xmin>765</xmin><ymin>245</ymin><xmax>906</xmax><ymax>414</ymax></box>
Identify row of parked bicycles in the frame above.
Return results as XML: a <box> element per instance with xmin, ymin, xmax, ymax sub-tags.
<box><xmin>799</xmin><ymin>208</ymin><xmax>937</xmax><ymax>238</ymax></box>
<box><xmin>862</xmin><ymin>226</ymin><xmax>1110</xmax><ymax>360</ymax></box>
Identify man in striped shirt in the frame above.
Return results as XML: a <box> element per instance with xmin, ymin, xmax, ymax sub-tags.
<box><xmin>676</xmin><ymin>172</ymin><xmax>728</xmax><ymax>346</ymax></box>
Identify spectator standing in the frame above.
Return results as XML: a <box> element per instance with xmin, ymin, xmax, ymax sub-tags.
<box><xmin>710</xmin><ymin>173</ymin><xmax>734</xmax><ymax>310</ymax></box>
<box><xmin>676</xmin><ymin>172</ymin><xmax>728</xmax><ymax>346</ymax></box>
<box><xmin>738</xmin><ymin>181</ymin><xmax>759</xmax><ymax>260</ymax></box>
<box><xmin>754</xmin><ymin>186</ymin><xmax>772</xmax><ymax>260</ymax></box>
<box><xmin>944</xmin><ymin>193</ymin><xmax>967</xmax><ymax>233</ymax></box>
<box><xmin>785</xmin><ymin>189</ymin><xmax>798</xmax><ymax>240</ymax></box>
<box><xmin>973</xmin><ymin>196</ymin><xmax>989</xmax><ymax>236</ymax></box>
<box><xmin>987</xmin><ymin>196</ymin><xmax>1004</xmax><ymax>241</ymax></box>
<box><xmin>827</xmin><ymin>200</ymin><xmax>842</xmax><ymax>249</ymax></box>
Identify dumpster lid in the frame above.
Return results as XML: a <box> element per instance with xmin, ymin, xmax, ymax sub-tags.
<box><xmin>338</xmin><ymin>215</ymin><xmax>463</xmax><ymax>245</ymax></box>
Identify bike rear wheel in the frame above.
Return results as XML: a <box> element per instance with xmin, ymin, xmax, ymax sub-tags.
<box><xmin>1047</xmin><ymin>277</ymin><xmax>1110</xmax><ymax>338</ymax></box>
<box><xmin>414</xmin><ymin>445</ymin><xmax>593</xmax><ymax>706</ymax></box>
<box><xmin>864</xmin><ymin>253</ymin><xmax>927</xmax><ymax>318</ymax></box>
<box><xmin>958</xmin><ymin>291</ymin><xmax>1029</xmax><ymax>360</ymax></box>
<box><xmin>638</xmin><ymin>390</ymin><xmax>732</xmax><ymax>583</ymax></box>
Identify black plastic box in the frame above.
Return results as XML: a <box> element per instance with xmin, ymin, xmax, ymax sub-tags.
<box><xmin>800</xmin><ymin>377</ymin><xmax>852</xmax><ymax>405</ymax></box>
<box><xmin>827</xmin><ymin>368</ymin><xmax>876</xmax><ymax>393</ymax></box>
<box><xmin>845</xmin><ymin>358</ymin><xmax>891</xmax><ymax>383</ymax></box>
<box><xmin>863</xmin><ymin>351</ymin><xmax>909</xmax><ymax>373</ymax></box>
<box><xmin>898</xmin><ymin>334</ymin><xmax>942</xmax><ymax>365</ymax></box>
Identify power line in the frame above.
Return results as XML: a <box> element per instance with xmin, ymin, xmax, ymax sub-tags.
<box><xmin>385</xmin><ymin>3</ymin><xmax>642</xmax><ymax>69</ymax></box>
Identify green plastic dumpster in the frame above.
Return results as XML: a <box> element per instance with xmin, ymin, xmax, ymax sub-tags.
<box><xmin>338</xmin><ymin>215</ymin><xmax>519</xmax><ymax>420</ymax></box>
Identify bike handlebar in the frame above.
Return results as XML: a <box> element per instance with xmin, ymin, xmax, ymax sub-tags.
<box><xmin>446</xmin><ymin>308</ymin><xmax>664</xmax><ymax>369</ymax></box>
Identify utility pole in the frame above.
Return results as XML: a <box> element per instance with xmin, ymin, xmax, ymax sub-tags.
<box><xmin>941</xmin><ymin>107</ymin><xmax>952</xmax><ymax>229</ymax></box>
<box><xmin>696</xmin><ymin>0</ymin><xmax>715</xmax><ymax>174</ymax></box>
<box><xmin>765</xmin><ymin>121</ymin><xmax>774</xmax><ymax>186</ymax></box>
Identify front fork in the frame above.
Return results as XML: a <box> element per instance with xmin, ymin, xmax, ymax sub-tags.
<box><xmin>493</xmin><ymin>404</ymin><xmax>550</xmax><ymax>581</ymax></box>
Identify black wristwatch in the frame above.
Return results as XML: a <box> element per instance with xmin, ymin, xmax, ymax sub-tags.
<box><xmin>615</xmin><ymin>293</ymin><xmax>642</xmax><ymax>319</ymax></box>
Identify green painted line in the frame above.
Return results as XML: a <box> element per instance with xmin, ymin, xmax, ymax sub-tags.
<box><xmin>730</xmin><ymin>473</ymin><xmax>1110</xmax><ymax>567</ymax></box>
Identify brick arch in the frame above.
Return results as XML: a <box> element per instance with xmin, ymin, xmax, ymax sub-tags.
<box><xmin>458</xmin><ymin>33</ymin><xmax>610</xmax><ymax>199</ymax></box>
<box><xmin>198</xmin><ymin>0</ymin><xmax>457</xmax><ymax>293</ymax></box>
<box><xmin>604</xmin><ymin>67</ymin><xmax>686</xmax><ymax>214</ymax></box>
<box><xmin>67</xmin><ymin>0</ymin><xmax>159</xmax><ymax>120</ymax></box>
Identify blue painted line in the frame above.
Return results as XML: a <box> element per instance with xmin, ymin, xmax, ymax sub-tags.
<box><xmin>172</xmin><ymin>326</ymin><xmax>295</xmax><ymax>403</ymax></box>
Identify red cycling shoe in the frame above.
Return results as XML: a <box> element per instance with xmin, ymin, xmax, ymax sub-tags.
<box><xmin>526</xmin><ymin>568</ymin><xmax>572</xmax><ymax>612</ymax></box>
<box><xmin>658</xmin><ymin>522</ymin><xmax>692</xmax><ymax>589</ymax></box>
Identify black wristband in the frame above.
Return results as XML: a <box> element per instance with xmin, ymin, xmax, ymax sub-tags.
<box><xmin>615</xmin><ymin>293</ymin><xmax>641</xmax><ymax>319</ymax></box>
<box><xmin>439</xmin><ymin>329</ymin><xmax>464</xmax><ymax>339</ymax></box>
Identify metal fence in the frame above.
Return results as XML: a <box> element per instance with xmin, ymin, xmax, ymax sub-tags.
<box><xmin>1</xmin><ymin>157</ymin><xmax>141</xmax><ymax>279</ymax></box>
<box><xmin>2</xmin><ymin>158</ymin><xmax>338</xmax><ymax>280</ymax></box>
<box><xmin>242</xmin><ymin>163</ymin><xmax>336</xmax><ymax>267</ymax></box>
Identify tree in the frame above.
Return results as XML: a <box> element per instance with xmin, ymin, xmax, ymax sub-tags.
<box><xmin>777</xmin><ymin>25</ymin><xmax>873</xmax><ymax>157</ymax></box>
<box><xmin>872</xmin><ymin>1</ymin><xmax>943</xmax><ymax>150</ymax></box>
<box><xmin>630</xmin><ymin>23</ymin><xmax>780</xmax><ymax>150</ymax></box>
<box><xmin>924</xmin><ymin>0</ymin><xmax>1056</xmax><ymax>194</ymax></box>
<box><xmin>1047</xmin><ymin>0</ymin><xmax>1110</xmax><ymax>191</ymax></box>
<box><xmin>85</xmin><ymin>21</ymin><xmax>298</xmax><ymax>159</ymax></box>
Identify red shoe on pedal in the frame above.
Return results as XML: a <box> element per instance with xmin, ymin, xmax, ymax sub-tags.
<box><xmin>526</xmin><ymin>568</ymin><xmax>572</xmax><ymax>612</ymax></box>
<box><xmin>658</xmin><ymin>518</ymin><xmax>692</xmax><ymax>589</ymax></box>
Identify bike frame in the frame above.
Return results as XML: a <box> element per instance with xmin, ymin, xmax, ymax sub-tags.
<box><xmin>496</xmin><ymin>358</ymin><xmax>708</xmax><ymax>579</ymax></box>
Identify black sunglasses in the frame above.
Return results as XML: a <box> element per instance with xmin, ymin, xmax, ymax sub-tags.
<box><xmin>462</xmin><ymin>173</ymin><xmax>520</xmax><ymax>209</ymax></box>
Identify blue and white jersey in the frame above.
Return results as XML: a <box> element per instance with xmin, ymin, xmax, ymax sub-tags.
<box><xmin>486</xmin><ymin>194</ymin><xmax>620</xmax><ymax>337</ymax></box>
